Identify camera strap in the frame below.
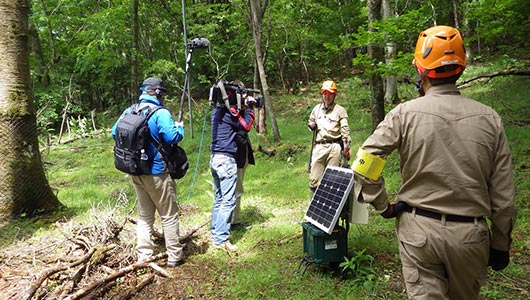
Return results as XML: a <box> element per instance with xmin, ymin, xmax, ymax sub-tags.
<box><xmin>216</xmin><ymin>79</ymin><xmax>241</xmax><ymax>116</ymax></box>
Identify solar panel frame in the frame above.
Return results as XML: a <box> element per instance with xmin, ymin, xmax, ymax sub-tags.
<box><xmin>304</xmin><ymin>166</ymin><xmax>354</xmax><ymax>234</ymax></box>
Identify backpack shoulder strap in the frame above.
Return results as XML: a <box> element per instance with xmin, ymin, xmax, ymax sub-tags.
<box><xmin>144</xmin><ymin>105</ymin><xmax>164</xmax><ymax>121</ymax></box>
<box><xmin>142</xmin><ymin>105</ymin><xmax>168</xmax><ymax>149</ymax></box>
<box><xmin>132</xmin><ymin>103</ymin><xmax>166</xmax><ymax>119</ymax></box>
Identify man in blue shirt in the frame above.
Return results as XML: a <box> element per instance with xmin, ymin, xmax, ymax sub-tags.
<box><xmin>112</xmin><ymin>77</ymin><xmax>185</xmax><ymax>267</ymax></box>
<box><xmin>209</xmin><ymin>80</ymin><xmax>254</xmax><ymax>252</ymax></box>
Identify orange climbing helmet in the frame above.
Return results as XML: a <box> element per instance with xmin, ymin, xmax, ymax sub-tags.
<box><xmin>321</xmin><ymin>80</ymin><xmax>337</xmax><ymax>94</ymax></box>
<box><xmin>413</xmin><ymin>25</ymin><xmax>466</xmax><ymax>79</ymax></box>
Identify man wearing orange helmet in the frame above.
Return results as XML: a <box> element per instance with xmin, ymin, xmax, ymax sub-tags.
<box><xmin>352</xmin><ymin>26</ymin><xmax>516</xmax><ymax>299</ymax></box>
<box><xmin>307</xmin><ymin>79</ymin><xmax>351</xmax><ymax>194</ymax></box>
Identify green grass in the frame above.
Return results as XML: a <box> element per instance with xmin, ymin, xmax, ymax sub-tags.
<box><xmin>2</xmin><ymin>60</ymin><xmax>529</xmax><ymax>299</ymax></box>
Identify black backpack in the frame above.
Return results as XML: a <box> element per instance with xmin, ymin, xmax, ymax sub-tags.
<box><xmin>113</xmin><ymin>104</ymin><xmax>162</xmax><ymax>175</ymax></box>
<box><xmin>157</xmin><ymin>142</ymin><xmax>189</xmax><ymax>179</ymax></box>
<box><xmin>113</xmin><ymin>103</ymin><xmax>189</xmax><ymax>179</ymax></box>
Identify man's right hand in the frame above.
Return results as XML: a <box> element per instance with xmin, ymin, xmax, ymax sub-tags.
<box><xmin>308</xmin><ymin>122</ymin><xmax>317</xmax><ymax>131</ymax></box>
<box><xmin>488</xmin><ymin>248</ymin><xmax>510</xmax><ymax>271</ymax></box>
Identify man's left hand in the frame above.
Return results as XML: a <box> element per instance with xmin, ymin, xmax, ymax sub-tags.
<box><xmin>381</xmin><ymin>202</ymin><xmax>409</xmax><ymax>219</ymax></box>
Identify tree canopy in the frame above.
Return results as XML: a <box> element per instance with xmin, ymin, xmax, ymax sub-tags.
<box><xmin>28</xmin><ymin>0</ymin><xmax>530</xmax><ymax>133</ymax></box>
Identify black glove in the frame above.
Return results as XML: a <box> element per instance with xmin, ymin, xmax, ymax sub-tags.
<box><xmin>488</xmin><ymin>248</ymin><xmax>510</xmax><ymax>271</ymax></box>
<box><xmin>308</xmin><ymin>122</ymin><xmax>317</xmax><ymax>131</ymax></box>
<box><xmin>380</xmin><ymin>202</ymin><xmax>409</xmax><ymax>219</ymax></box>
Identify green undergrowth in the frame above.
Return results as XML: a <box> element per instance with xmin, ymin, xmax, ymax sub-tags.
<box><xmin>2</xmin><ymin>61</ymin><xmax>529</xmax><ymax>299</ymax></box>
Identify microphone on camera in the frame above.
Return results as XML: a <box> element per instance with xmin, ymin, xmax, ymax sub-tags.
<box><xmin>187</xmin><ymin>37</ymin><xmax>210</xmax><ymax>49</ymax></box>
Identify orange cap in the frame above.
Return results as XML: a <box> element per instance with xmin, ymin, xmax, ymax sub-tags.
<box><xmin>321</xmin><ymin>80</ymin><xmax>337</xmax><ymax>94</ymax></box>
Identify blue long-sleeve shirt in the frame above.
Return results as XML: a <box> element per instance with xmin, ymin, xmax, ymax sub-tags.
<box><xmin>210</xmin><ymin>106</ymin><xmax>254</xmax><ymax>157</ymax></box>
<box><xmin>112</xmin><ymin>94</ymin><xmax>184</xmax><ymax>174</ymax></box>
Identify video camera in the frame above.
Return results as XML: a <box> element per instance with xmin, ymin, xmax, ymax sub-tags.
<box><xmin>187</xmin><ymin>37</ymin><xmax>210</xmax><ymax>49</ymax></box>
<box><xmin>209</xmin><ymin>80</ymin><xmax>263</xmax><ymax>109</ymax></box>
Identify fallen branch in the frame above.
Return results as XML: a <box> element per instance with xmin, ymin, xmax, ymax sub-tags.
<box><xmin>458</xmin><ymin>70</ymin><xmax>530</xmax><ymax>87</ymax></box>
<box><xmin>181</xmin><ymin>218</ymin><xmax>211</xmax><ymax>242</ymax></box>
<box><xmin>148</xmin><ymin>262</ymin><xmax>170</xmax><ymax>277</ymax></box>
<box><xmin>126</xmin><ymin>216</ymin><xmax>164</xmax><ymax>240</ymax></box>
<box><xmin>126</xmin><ymin>216</ymin><xmax>210</xmax><ymax>242</ymax></box>
<box><xmin>120</xmin><ymin>273</ymin><xmax>155</xmax><ymax>300</ymax></box>
<box><xmin>277</xmin><ymin>232</ymin><xmax>303</xmax><ymax>245</ymax></box>
<box><xmin>63</xmin><ymin>253</ymin><xmax>167</xmax><ymax>300</ymax></box>
<box><xmin>23</xmin><ymin>247</ymin><xmax>97</xmax><ymax>300</ymax></box>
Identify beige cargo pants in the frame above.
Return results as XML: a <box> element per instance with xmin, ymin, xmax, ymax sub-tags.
<box><xmin>397</xmin><ymin>210</ymin><xmax>489</xmax><ymax>300</ymax></box>
<box><xmin>309</xmin><ymin>142</ymin><xmax>342</xmax><ymax>189</ymax></box>
<box><xmin>132</xmin><ymin>173</ymin><xmax>184</xmax><ymax>264</ymax></box>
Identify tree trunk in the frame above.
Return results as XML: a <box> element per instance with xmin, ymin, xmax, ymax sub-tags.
<box><xmin>253</xmin><ymin>58</ymin><xmax>267</xmax><ymax>133</ymax></box>
<box><xmin>382</xmin><ymin>0</ymin><xmax>398</xmax><ymax>104</ymax></box>
<box><xmin>0</xmin><ymin>0</ymin><xmax>62</xmax><ymax>222</ymax></box>
<box><xmin>367</xmin><ymin>0</ymin><xmax>385</xmax><ymax>132</ymax></box>
<box><xmin>452</xmin><ymin>0</ymin><xmax>459</xmax><ymax>28</ymax></box>
<box><xmin>249</xmin><ymin>0</ymin><xmax>281</xmax><ymax>141</ymax></box>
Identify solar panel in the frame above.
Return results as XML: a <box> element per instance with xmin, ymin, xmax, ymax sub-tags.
<box><xmin>304</xmin><ymin>166</ymin><xmax>354</xmax><ymax>234</ymax></box>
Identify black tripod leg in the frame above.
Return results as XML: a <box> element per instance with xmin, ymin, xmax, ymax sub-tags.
<box><xmin>301</xmin><ymin>258</ymin><xmax>312</xmax><ymax>276</ymax></box>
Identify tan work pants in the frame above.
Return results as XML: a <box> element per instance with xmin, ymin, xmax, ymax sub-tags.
<box><xmin>132</xmin><ymin>173</ymin><xmax>184</xmax><ymax>263</ymax></box>
<box><xmin>397</xmin><ymin>210</ymin><xmax>489</xmax><ymax>300</ymax></box>
<box><xmin>309</xmin><ymin>143</ymin><xmax>342</xmax><ymax>189</ymax></box>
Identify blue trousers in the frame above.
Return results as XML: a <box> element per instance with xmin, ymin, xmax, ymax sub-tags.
<box><xmin>209</xmin><ymin>153</ymin><xmax>238</xmax><ymax>244</ymax></box>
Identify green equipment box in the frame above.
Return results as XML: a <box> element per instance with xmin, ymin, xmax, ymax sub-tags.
<box><xmin>302</xmin><ymin>222</ymin><xmax>347</xmax><ymax>264</ymax></box>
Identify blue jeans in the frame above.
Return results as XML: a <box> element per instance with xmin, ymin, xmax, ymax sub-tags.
<box><xmin>210</xmin><ymin>153</ymin><xmax>238</xmax><ymax>244</ymax></box>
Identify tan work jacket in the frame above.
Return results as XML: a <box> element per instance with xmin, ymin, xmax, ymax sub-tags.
<box><xmin>355</xmin><ymin>84</ymin><xmax>517</xmax><ymax>251</ymax></box>
<box><xmin>309</xmin><ymin>102</ymin><xmax>351</xmax><ymax>147</ymax></box>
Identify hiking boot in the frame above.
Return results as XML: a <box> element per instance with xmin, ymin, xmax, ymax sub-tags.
<box><xmin>212</xmin><ymin>241</ymin><xmax>238</xmax><ymax>252</ymax></box>
<box><xmin>167</xmin><ymin>260</ymin><xmax>184</xmax><ymax>268</ymax></box>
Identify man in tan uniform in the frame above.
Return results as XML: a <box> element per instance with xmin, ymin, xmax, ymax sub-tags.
<box><xmin>308</xmin><ymin>80</ymin><xmax>351</xmax><ymax>194</ymax></box>
<box><xmin>352</xmin><ymin>26</ymin><xmax>517</xmax><ymax>299</ymax></box>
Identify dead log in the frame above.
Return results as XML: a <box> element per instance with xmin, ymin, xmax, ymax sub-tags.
<box><xmin>63</xmin><ymin>253</ymin><xmax>167</xmax><ymax>300</ymax></box>
<box><xmin>258</xmin><ymin>145</ymin><xmax>276</xmax><ymax>157</ymax></box>
<box><xmin>458</xmin><ymin>70</ymin><xmax>530</xmax><ymax>87</ymax></box>
<box><xmin>23</xmin><ymin>248</ymin><xmax>97</xmax><ymax>300</ymax></box>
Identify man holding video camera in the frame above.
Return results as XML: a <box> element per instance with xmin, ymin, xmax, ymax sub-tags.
<box><xmin>209</xmin><ymin>80</ymin><xmax>256</xmax><ymax>252</ymax></box>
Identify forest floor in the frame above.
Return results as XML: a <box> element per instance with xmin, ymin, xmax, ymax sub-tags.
<box><xmin>0</xmin><ymin>204</ymin><xmax>228</xmax><ymax>300</ymax></box>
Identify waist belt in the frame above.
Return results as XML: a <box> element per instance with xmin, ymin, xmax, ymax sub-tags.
<box><xmin>316</xmin><ymin>138</ymin><xmax>341</xmax><ymax>145</ymax></box>
<box><xmin>405</xmin><ymin>206</ymin><xmax>483</xmax><ymax>223</ymax></box>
